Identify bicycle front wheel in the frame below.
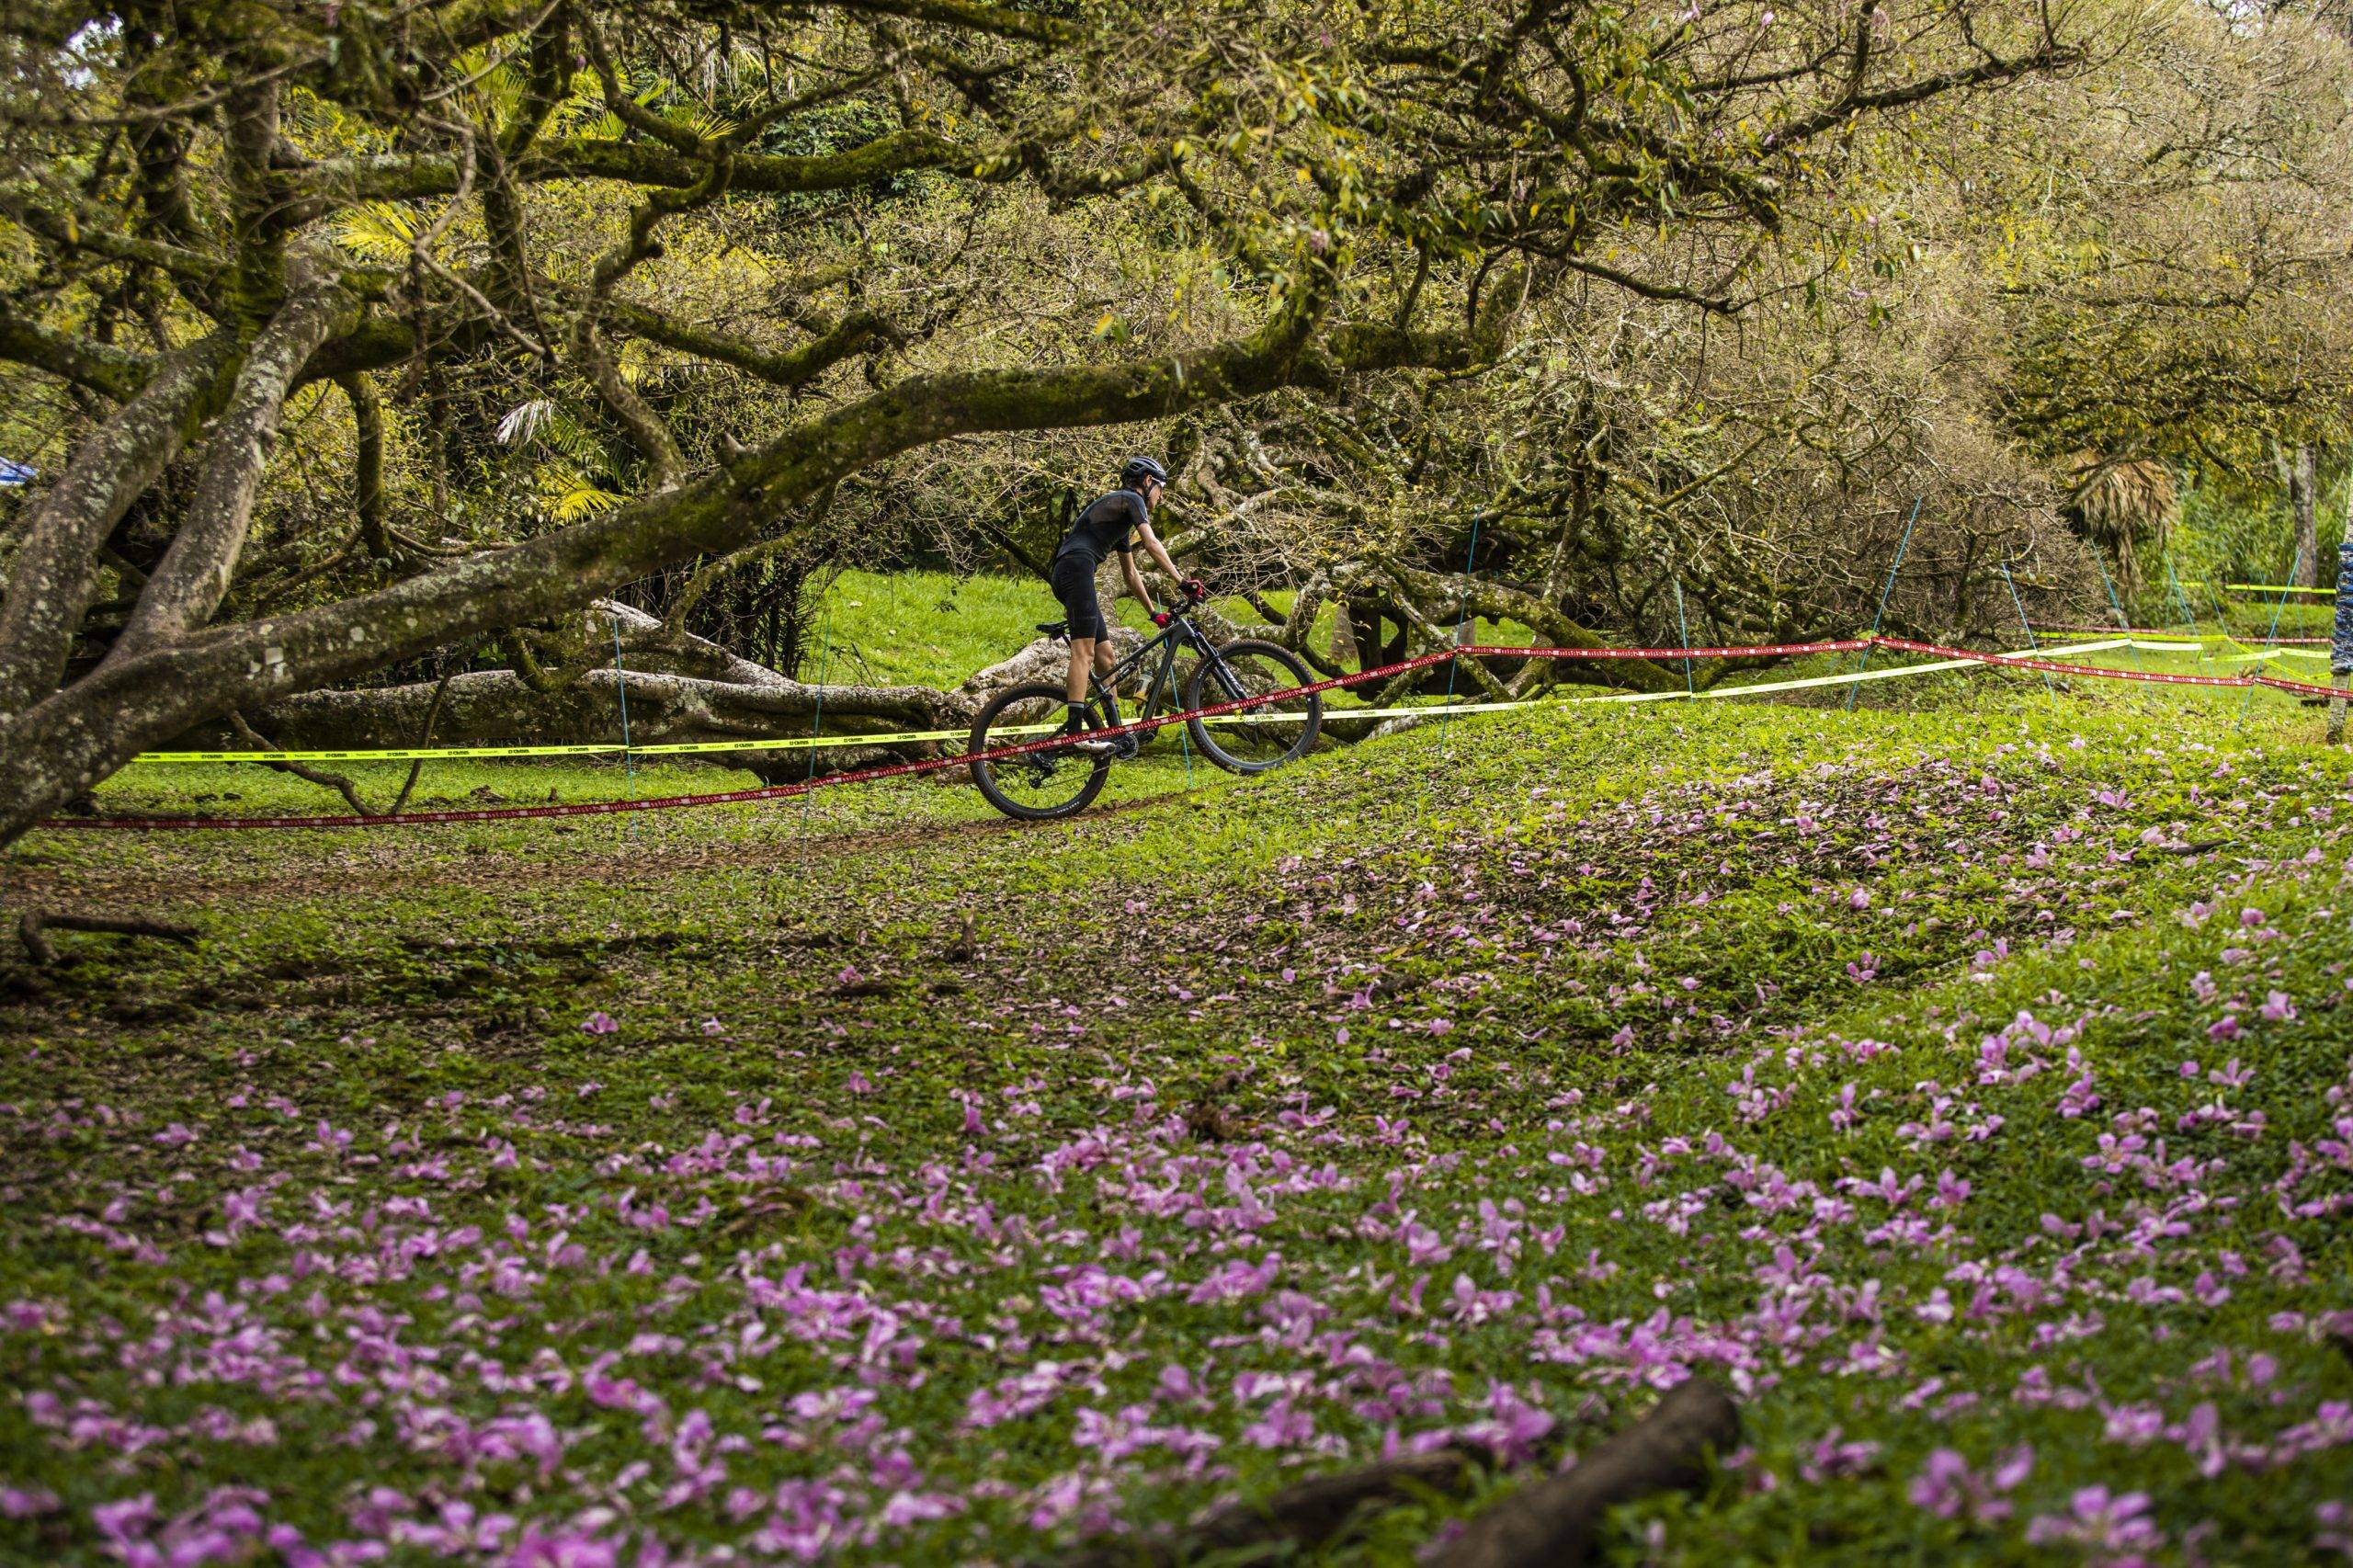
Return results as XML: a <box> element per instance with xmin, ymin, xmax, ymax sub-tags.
<box><xmin>969</xmin><ymin>683</ymin><xmax>1108</xmax><ymax>820</ymax></box>
<box><xmin>1185</xmin><ymin>640</ymin><xmax>1323</xmax><ymax>774</ymax></box>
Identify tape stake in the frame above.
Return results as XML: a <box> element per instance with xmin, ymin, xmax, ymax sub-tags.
<box><xmin>2090</xmin><ymin>553</ymin><xmax>2147</xmax><ymax>676</ymax></box>
<box><xmin>2164</xmin><ymin>557</ymin><xmax>2205</xmax><ymax>647</ymax></box>
<box><xmin>1849</xmin><ymin>495</ymin><xmax>1925</xmax><ymax>710</ymax></box>
<box><xmin>610</xmin><ymin>611</ymin><xmax>638</xmax><ymax>837</ymax></box>
<box><xmin>2241</xmin><ymin>545</ymin><xmax>2302</xmax><ymax>723</ymax></box>
<box><xmin>1999</xmin><ymin>560</ymin><xmax>2054</xmax><ymax>707</ymax></box>
<box><xmin>1672</xmin><ymin>575</ymin><xmax>1696</xmax><ymax>698</ymax></box>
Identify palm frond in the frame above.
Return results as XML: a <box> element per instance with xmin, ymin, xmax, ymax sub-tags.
<box><xmin>496</xmin><ymin>399</ymin><xmax>557</xmax><ymax>447</ymax></box>
<box><xmin>331</xmin><ymin>201</ymin><xmax>424</xmax><ymax>263</ymax></box>
<box><xmin>538</xmin><ymin>466</ymin><xmax>624</xmax><ymax>521</ymax></box>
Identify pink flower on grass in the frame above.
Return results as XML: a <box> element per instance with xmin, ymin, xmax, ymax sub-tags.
<box><xmin>2026</xmin><ymin>1486</ymin><xmax>2163</xmax><ymax>1558</ymax></box>
<box><xmin>580</xmin><ymin>1011</ymin><xmax>618</xmax><ymax>1035</ymax></box>
<box><xmin>1909</xmin><ymin>1446</ymin><xmax>2031</xmax><ymax>1522</ymax></box>
<box><xmin>1801</xmin><ymin>1426</ymin><xmax>1881</xmax><ymax>1483</ymax></box>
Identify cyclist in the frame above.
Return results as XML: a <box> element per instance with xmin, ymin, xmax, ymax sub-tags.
<box><xmin>1051</xmin><ymin>455</ymin><xmax>1200</xmax><ymax>755</ymax></box>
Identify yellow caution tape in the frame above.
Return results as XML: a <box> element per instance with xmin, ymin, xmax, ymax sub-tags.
<box><xmin>122</xmin><ymin>639</ymin><xmax>2160</xmax><ymax>765</ymax></box>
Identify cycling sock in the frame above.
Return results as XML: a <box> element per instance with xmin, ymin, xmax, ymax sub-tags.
<box><xmin>1063</xmin><ymin>701</ymin><xmax>1089</xmax><ymax>734</ymax></box>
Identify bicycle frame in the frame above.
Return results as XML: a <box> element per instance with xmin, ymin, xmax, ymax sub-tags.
<box><xmin>1084</xmin><ymin>609</ymin><xmax>1234</xmax><ymax>723</ymax></box>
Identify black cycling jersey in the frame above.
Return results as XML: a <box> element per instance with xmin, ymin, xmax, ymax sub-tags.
<box><xmin>1053</xmin><ymin>489</ymin><xmax>1150</xmax><ymax>566</ymax></box>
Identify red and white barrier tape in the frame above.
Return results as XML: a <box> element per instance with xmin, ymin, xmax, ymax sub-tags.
<box><xmin>37</xmin><ymin>636</ymin><xmax>2347</xmax><ymax>832</ymax></box>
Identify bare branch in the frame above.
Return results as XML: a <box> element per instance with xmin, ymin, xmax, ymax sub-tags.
<box><xmin>0</xmin><ymin>308</ymin><xmax>152</xmax><ymax>400</ymax></box>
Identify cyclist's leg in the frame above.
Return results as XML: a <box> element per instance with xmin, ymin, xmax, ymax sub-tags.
<box><xmin>1050</xmin><ymin>554</ymin><xmax>1108</xmax><ymax>733</ymax></box>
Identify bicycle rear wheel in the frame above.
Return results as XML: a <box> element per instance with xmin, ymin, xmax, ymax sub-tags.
<box><xmin>1185</xmin><ymin>640</ymin><xmax>1322</xmax><ymax>774</ymax></box>
<box><xmin>969</xmin><ymin>683</ymin><xmax>1109</xmax><ymax>820</ymax></box>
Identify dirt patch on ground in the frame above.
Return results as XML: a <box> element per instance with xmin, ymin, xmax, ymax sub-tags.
<box><xmin>0</xmin><ymin>790</ymin><xmax>1192</xmax><ymax>911</ymax></box>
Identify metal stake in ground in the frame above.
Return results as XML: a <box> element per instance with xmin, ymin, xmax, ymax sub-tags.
<box><xmin>2239</xmin><ymin>544</ymin><xmax>2302</xmax><ymax>725</ymax></box>
<box><xmin>2164</xmin><ymin>557</ymin><xmax>2205</xmax><ymax>652</ymax></box>
<box><xmin>1846</xmin><ymin>496</ymin><xmax>1925</xmax><ymax>711</ymax></box>
<box><xmin>609</xmin><ymin>609</ymin><xmax>639</xmax><ymax>838</ymax></box>
<box><xmin>2091</xmin><ymin>553</ymin><xmax>2146</xmax><ymax>676</ymax></box>
<box><xmin>801</xmin><ymin>595</ymin><xmax>835</xmax><ymax>839</ymax></box>
<box><xmin>1439</xmin><ymin>512</ymin><xmax>1483</xmax><ymax>759</ymax></box>
<box><xmin>2000</xmin><ymin>560</ymin><xmax>2057</xmax><ymax>709</ymax></box>
<box><xmin>2327</xmin><ymin>540</ymin><xmax>2351</xmax><ymax>744</ymax></box>
<box><xmin>1672</xmin><ymin>575</ymin><xmax>1697</xmax><ymax>699</ymax></box>
<box><xmin>2202</xmin><ymin>574</ymin><xmax>2235</xmax><ymax>643</ymax></box>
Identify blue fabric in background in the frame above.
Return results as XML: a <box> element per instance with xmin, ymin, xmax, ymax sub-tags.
<box><xmin>2336</xmin><ymin>540</ymin><xmax>2353</xmax><ymax>676</ymax></box>
<box><xmin>0</xmin><ymin>458</ymin><xmax>36</xmax><ymax>486</ymax></box>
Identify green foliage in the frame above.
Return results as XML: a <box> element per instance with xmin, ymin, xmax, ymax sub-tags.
<box><xmin>2167</xmin><ymin>465</ymin><xmax>2350</xmax><ymax>595</ymax></box>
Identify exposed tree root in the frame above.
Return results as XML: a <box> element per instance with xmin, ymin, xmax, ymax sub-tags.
<box><xmin>18</xmin><ymin>911</ymin><xmax>199</xmax><ymax>967</ymax></box>
<box><xmin>227</xmin><ymin>710</ymin><xmax>374</xmax><ymax>815</ymax></box>
<box><xmin>1430</xmin><ymin>1378</ymin><xmax>1741</xmax><ymax>1568</ymax></box>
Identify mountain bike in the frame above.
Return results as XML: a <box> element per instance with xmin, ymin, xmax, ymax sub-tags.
<box><xmin>967</xmin><ymin>601</ymin><xmax>1323</xmax><ymax>820</ymax></box>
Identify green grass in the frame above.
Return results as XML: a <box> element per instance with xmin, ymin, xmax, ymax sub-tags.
<box><xmin>810</xmin><ymin>566</ymin><xmax>1542</xmax><ymax>692</ymax></box>
<box><xmin>4</xmin><ymin>641</ymin><xmax>2350</xmax><ymax>1566</ymax></box>
<box><xmin>812</xmin><ymin>567</ymin><xmax>1090</xmax><ymax>689</ymax></box>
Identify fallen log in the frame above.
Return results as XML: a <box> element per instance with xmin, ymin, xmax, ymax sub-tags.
<box><xmin>1058</xmin><ymin>1442</ymin><xmax>1490</xmax><ymax>1568</ymax></box>
<box><xmin>170</xmin><ymin>604</ymin><xmax>975</xmax><ymax>786</ymax></box>
<box><xmin>1430</xmin><ymin>1378</ymin><xmax>1740</xmax><ymax>1568</ymax></box>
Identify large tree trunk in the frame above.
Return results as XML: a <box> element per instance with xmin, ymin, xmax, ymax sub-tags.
<box><xmin>0</xmin><ymin>330</ymin><xmax>237</xmax><ymax>714</ymax></box>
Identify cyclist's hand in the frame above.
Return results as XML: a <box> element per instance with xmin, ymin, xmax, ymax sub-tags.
<box><xmin>1180</xmin><ymin>577</ymin><xmax>1207</xmax><ymax>603</ymax></box>
<box><xmin>1151</xmin><ymin>611</ymin><xmax>1172</xmax><ymax>629</ymax></box>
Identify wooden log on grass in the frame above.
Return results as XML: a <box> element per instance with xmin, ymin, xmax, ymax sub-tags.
<box><xmin>1430</xmin><ymin>1378</ymin><xmax>1740</xmax><ymax>1568</ymax></box>
<box><xmin>1058</xmin><ymin>1442</ymin><xmax>1490</xmax><ymax>1568</ymax></box>
<box><xmin>19</xmin><ymin>911</ymin><xmax>199</xmax><ymax>967</ymax></box>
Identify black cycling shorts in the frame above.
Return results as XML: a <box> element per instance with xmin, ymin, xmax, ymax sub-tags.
<box><xmin>1051</xmin><ymin>552</ymin><xmax>1110</xmax><ymax>641</ymax></box>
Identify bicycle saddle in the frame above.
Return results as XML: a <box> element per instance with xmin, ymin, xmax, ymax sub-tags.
<box><xmin>1037</xmin><ymin>619</ymin><xmax>1071</xmax><ymax>638</ymax></box>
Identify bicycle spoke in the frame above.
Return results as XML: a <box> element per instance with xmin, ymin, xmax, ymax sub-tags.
<box><xmin>1192</xmin><ymin>647</ymin><xmax>1318</xmax><ymax>767</ymax></box>
<box><xmin>970</xmin><ymin>687</ymin><xmax>1106</xmax><ymax>819</ymax></box>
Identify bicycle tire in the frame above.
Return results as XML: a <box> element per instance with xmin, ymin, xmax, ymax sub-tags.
<box><xmin>969</xmin><ymin>682</ymin><xmax>1109</xmax><ymax>820</ymax></box>
<box><xmin>1185</xmin><ymin>639</ymin><xmax>1323</xmax><ymax>774</ymax></box>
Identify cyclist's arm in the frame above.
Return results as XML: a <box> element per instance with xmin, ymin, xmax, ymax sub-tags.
<box><xmin>1134</xmin><ymin>522</ymin><xmax>1183</xmax><ymax>594</ymax></box>
<box><xmin>1119</xmin><ymin>548</ymin><xmax>1152</xmax><ymax>614</ymax></box>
